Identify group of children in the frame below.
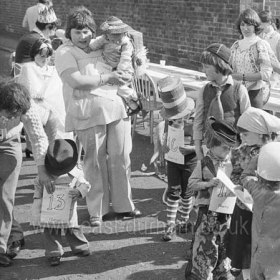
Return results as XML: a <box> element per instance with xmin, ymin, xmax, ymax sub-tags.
<box><xmin>2</xmin><ymin>11</ymin><xmax>280</xmax><ymax>280</ymax></box>
<box><xmin>158</xmin><ymin>42</ymin><xmax>280</xmax><ymax>280</ymax></box>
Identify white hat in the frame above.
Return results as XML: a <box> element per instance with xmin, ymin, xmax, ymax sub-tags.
<box><xmin>257</xmin><ymin>142</ymin><xmax>280</xmax><ymax>181</ymax></box>
<box><xmin>237</xmin><ymin>107</ymin><xmax>280</xmax><ymax>135</ymax></box>
<box><xmin>37</xmin><ymin>6</ymin><xmax>57</xmax><ymax>24</ymax></box>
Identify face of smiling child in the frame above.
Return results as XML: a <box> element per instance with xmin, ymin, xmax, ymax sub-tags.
<box><xmin>106</xmin><ymin>33</ymin><xmax>125</xmax><ymax>45</ymax></box>
<box><xmin>211</xmin><ymin>144</ymin><xmax>231</xmax><ymax>160</ymax></box>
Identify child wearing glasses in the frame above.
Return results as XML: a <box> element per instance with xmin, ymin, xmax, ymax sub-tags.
<box><xmin>157</xmin><ymin>76</ymin><xmax>197</xmax><ymax>241</ymax></box>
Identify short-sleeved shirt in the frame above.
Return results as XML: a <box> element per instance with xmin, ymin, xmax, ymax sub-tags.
<box><xmin>55</xmin><ymin>40</ymin><xmax>127</xmax><ymax>132</ymax></box>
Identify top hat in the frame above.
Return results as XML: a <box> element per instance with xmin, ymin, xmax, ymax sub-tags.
<box><xmin>37</xmin><ymin>6</ymin><xmax>57</xmax><ymax>24</ymax></box>
<box><xmin>206</xmin><ymin>117</ymin><xmax>238</xmax><ymax>147</ymax></box>
<box><xmin>100</xmin><ymin>16</ymin><xmax>131</xmax><ymax>34</ymax></box>
<box><xmin>206</xmin><ymin>43</ymin><xmax>231</xmax><ymax>64</ymax></box>
<box><xmin>158</xmin><ymin>76</ymin><xmax>195</xmax><ymax>120</ymax></box>
<box><xmin>45</xmin><ymin>139</ymin><xmax>78</xmax><ymax>176</ymax></box>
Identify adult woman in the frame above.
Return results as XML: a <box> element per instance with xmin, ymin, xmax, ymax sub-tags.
<box><xmin>55</xmin><ymin>6</ymin><xmax>141</xmax><ymax>227</ymax></box>
<box><xmin>230</xmin><ymin>8</ymin><xmax>273</xmax><ymax>108</ymax></box>
<box><xmin>0</xmin><ymin>81</ymin><xmax>52</xmax><ymax>266</ymax></box>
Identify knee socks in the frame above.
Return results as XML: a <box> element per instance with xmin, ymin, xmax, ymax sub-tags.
<box><xmin>166</xmin><ymin>198</ymin><xmax>179</xmax><ymax>225</ymax></box>
<box><xmin>180</xmin><ymin>196</ymin><xmax>193</xmax><ymax>222</ymax></box>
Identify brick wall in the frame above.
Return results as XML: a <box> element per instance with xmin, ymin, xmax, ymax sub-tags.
<box><xmin>1</xmin><ymin>0</ymin><xmax>280</xmax><ymax>70</ymax></box>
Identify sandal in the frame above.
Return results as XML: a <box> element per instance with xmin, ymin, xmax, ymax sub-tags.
<box><xmin>125</xmin><ymin>99</ymin><xmax>142</xmax><ymax>116</ymax></box>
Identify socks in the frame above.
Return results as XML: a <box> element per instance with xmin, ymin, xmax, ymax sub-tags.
<box><xmin>242</xmin><ymin>269</ymin><xmax>250</xmax><ymax>280</ymax></box>
<box><xmin>166</xmin><ymin>198</ymin><xmax>179</xmax><ymax>225</ymax></box>
<box><xmin>180</xmin><ymin>196</ymin><xmax>193</xmax><ymax>222</ymax></box>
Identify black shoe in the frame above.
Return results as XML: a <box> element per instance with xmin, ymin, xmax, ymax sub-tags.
<box><xmin>120</xmin><ymin>208</ymin><xmax>142</xmax><ymax>218</ymax></box>
<box><xmin>162</xmin><ymin>224</ymin><xmax>176</xmax><ymax>241</ymax></box>
<box><xmin>25</xmin><ymin>149</ymin><xmax>33</xmax><ymax>158</ymax></box>
<box><xmin>73</xmin><ymin>249</ymin><xmax>91</xmax><ymax>257</ymax></box>
<box><xmin>0</xmin><ymin>253</ymin><xmax>12</xmax><ymax>267</ymax></box>
<box><xmin>230</xmin><ymin>268</ymin><xmax>241</xmax><ymax>277</ymax></box>
<box><xmin>6</xmin><ymin>239</ymin><xmax>24</xmax><ymax>259</ymax></box>
<box><xmin>48</xmin><ymin>256</ymin><xmax>61</xmax><ymax>266</ymax></box>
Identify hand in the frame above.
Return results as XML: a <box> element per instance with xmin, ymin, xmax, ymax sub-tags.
<box><xmin>232</xmin><ymin>73</ymin><xmax>243</xmax><ymax>81</ymax></box>
<box><xmin>69</xmin><ymin>189</ymin><xmax>81</xmax><ymax>200</ymax></box>
<box><xmin>162</xmin><ymin>143</ymin><xmax>170</xmax><ymax>154</ymax></box>
<box><xmin>206</xmin><ymin>178</ymin><xmax>221</xmax><ymax>188</ymax></box>
<box><xmin>179</xmin><ymin>145</ymin><xmax>195</xmax><ymax>155</ymax></box>
<box><xmin>38</xmin><ymin>165</ymin><xmax>55</xmax><ymax>194</ymax></box>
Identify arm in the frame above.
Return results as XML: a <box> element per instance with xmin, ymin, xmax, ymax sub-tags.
<box><xmin>193</xmin><ymin>87</ymin><xmax>205</xmax><ymax>160</ymax></box>
<box><xmin>21</xmin><ymin>101</ymin><xmax>53</xmax><ymax>191</ymax></box>
<box><xmin>117</xmin><ymin>38</ymin><xmax>134</xmax><ymax>74</ymax></box>
<box><xmin>55</xmin><ymin>46</ymin><xmax>122</xmax><ymax>91</ymax></box>
<box><xmin>238</xmin><ymin>83</ymin><xmax>251</xmax><ymax>113</ymax></box>
<box><xmin>189</xmin><ymin>161</ymin><xmax>220</xmax><ymax>191</ymax></box>
<box><xmin>89</xmin><ymin>35</ymin><xmax>108</xmax><ymax>51</ymax></box>
<box><xmin>22</xmin><ymin>12</ymin><xmax>28</xmax><ymax>29</ymax></box>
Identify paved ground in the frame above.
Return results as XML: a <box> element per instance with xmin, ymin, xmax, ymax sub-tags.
<box><xmin>0</xmin><ymin>36</ymin><xmax>192</xmax><ymax>280</ymax></box>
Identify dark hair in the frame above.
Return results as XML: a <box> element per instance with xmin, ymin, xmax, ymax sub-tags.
<box><xmin>30</xmin><ymin>38</ymin><xmax>53</xmax><ymax>60</ymax></box>
<box><xmin>35</xmin><ymin>21</ymin><xmax>57</xmax><ymax>31</ymax></box>
<box><xmin>200</xmin><ymin>51</ymin><xmax>233</xmax><ymax>75</ymax></box>
<box><xmin>237</xmin><ymin>126</ymin><xmax>277</xmax><ymax>143</ymax></box>
<box><xmin>0</xmin><ymin>81</ymin><xmax>31</xmax><ymax>116</ymax></box>
<box><xmin>258</xmin><ymin>10</ymin><xmax>273</xmax><ymax>23</ymax></box>
<box><xmin>39</xmin><ymin>0</ymin><xmax>52</xmax><ymax>5</ymax></box>
<box><xmin>257</xmin><ymin>175</ymin><xmax>280</xmax><ymax>188</ymax></box>
<box><xmin>65</xmin><ymin>6</ymin><xmax>96</xmax><ymax>40</ymax></box>
<box><xmin>236</xmin><ymin>8</ymin><xmax>262</xmax><ymax>35</ymax></box>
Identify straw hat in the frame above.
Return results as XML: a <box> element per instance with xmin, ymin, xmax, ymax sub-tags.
<box><xmin>206</xmin><ymin>43</ymin><xmax>231</xmax><ymax>64</ymax></box>
<box><xmin>100</xmin><ymin>16</ymin><xmax>131</xmax><ymax>34</ymax></box>
<box><xmin>158</xmin><ymin>76</ymin><xmax>195</xmax><ymax>120</ymax></box>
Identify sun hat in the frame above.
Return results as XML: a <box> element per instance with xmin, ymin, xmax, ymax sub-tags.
<box><xmin>205</xmin><ymin>117</ymin><xmax>238</xmax><ymax>148</ymax></box>
<box><xmin>37</xmin><ymin>6</ymin><xmax>57</xmax><ymax>24</ymax></box>
<box><xmin>45</xmin><ymin>139</ymin><xmax>78</xmax><ymax>176</ymax></box>
<box><xmin>100</xmin><ymin>16</ymin><xmax>131</xmax><ymax>34</ymax></box>
<box><xmin>206</xmin><ymin>43</ymin><xmax>231</xmax><ymax>64</ymax></box>
<box><xmin>237</xmin><ymin>107</ymin><xmax>280</xmax><ymax>135</ymax></box>
<box><xmin>158</xmin><ymin>76</ymin><xmax>195</xmax><ymax>120</ymax></box>
<box><xmin>257</xmin><ymin>142</ymin><xmax>280</xmax><ymax>181</ymax></box>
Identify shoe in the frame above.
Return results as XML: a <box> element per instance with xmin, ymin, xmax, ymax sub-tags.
<box><xmin>48</xmin><ymin>256</ymin><xmax>61</xmax><ymax>266</ymax></box>
<box><xmin>126</xmin><ymin>99</ymin><xmax>143</xmax><ymax>116</ymax></box>
<box><xmin>230</xmin><ymin>268</ymin><xmax>241</xmax><ymax>277</ymax></box>
<box><xmin>162</xmin><ymin>224</ymin><xmax>176</xmax><ymax>241</ymax></box>
<box><xmin>73</xmin><ymin>249</ymin><xmax>91</xmax><ymax>257</ymax></box>
<box><xmin>120</xmin><ymin>208</ymin><xmax>142</xmax><ymax>218</ymax></box>
<box><xmin>25</xmin><ymin>148</ymin><xmax>33</xmax><ymax>158</ymax></box>
<box><xmin>0</xmin><ymin>253</ymin><xmax>12</xmax><ymax>267</ymax></box>
<box><xmin>6</xmin><ymin>240</ymin><xmax>23</xmax><ymax>259</ymax></box>
<box><xmin>90</xmin><ymin>216</ymin><xmax>102</xmax><ymax>227</ymax></box>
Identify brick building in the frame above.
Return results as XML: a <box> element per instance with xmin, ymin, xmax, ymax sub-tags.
<box><xmin>0</xmin><ymin>0</ymin><xmax>279</xmax><ymax>70</ymax></box>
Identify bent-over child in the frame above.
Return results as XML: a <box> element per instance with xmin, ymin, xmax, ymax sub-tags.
<box><xmin>31</xmin><ymin>139</ymin><xmax>91</xmax><ymax>266</ymax></box>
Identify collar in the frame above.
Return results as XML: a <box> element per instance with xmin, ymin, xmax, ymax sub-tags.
<box><xmin>206</xmin><ymin>150</ymin><xmax>230</xmax><ymax>166</ymax></box>
<box><xmin>209</xmin><ymin>75</ymin><xmax>234</xmax><ymax>89</ymax></box>
<box><xmin>32</xmin><ymin>27</ymin><xmax>46</xmax><ymax>38</ymax></box>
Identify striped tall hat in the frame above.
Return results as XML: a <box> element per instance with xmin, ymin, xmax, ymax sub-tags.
<box><xmin>158</xmin><ymin>76</ymin><xmax>195</xmax><ymax>120</ymax></box>
<box><xmin>100</xmin><ymin>16</ymin><xmax>131</xmax><ymax>34</ymax></box>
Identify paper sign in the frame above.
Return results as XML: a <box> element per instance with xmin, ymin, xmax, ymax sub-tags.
<box><xmin>165</xmin><ymin>125</ymin><xmax>184</xmax><ymax>164</ymax></box>
<box><xmin>209</xmin><ymin>181</ymin><xmax>237</xmax><ymax>214</ymax></box>
<box><xmin>216</xmin><ymin>169</ymin><xmax>253</xmax><ymax>211</ymax></box>
<box><xmin>40</xmin><ymin>184</ymin><xmax>72</xmax><ymax>227</ymax></box>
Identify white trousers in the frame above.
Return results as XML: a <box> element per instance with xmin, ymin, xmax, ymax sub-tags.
<box><xmin>76</xmin><ymin>118</ymin><xmax>134</xmax><ymax>219</ymax></box>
